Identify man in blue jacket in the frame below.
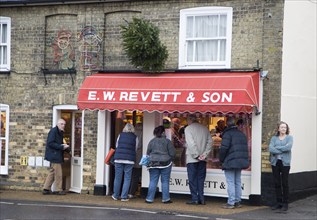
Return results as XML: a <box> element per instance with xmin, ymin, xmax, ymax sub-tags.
<box><xmin>219</xmin><ymin>117</ymin><xmax>249</xmax><ymax>209</ymax></box>
<box><xmin>42</xmin><ymin>119</ymin><xmax>69</xmax><ymax>195</ymax></box>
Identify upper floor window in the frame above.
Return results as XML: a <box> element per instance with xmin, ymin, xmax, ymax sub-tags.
<box><xmin>179</xmin><ymin>7</ymin><xmax>232</xmax><ymax>69</ymax></box>
<box><xmin>0</xmin><ymin>17</ymin><xmax>11</xmax><ymax>72</ymax></box>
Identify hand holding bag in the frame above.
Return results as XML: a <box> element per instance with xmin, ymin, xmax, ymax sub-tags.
<box><xmin>105</xmin><ymin>148</ymin><xmax>115</xmax><ymax>165</ymax></box>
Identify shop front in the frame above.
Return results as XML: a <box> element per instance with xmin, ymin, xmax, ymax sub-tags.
<box><xmin>77</xmin><ymin>71</ymin><xmax>263</xmax><ymax>200</ymax></box>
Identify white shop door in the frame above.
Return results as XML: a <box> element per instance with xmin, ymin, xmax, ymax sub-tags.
<box><xmin>69</xmin><ymin>111</ymin><xmax>84</xmax><ymax>193</ymax></box>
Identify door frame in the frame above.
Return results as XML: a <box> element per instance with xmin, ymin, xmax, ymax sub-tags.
<box><xmin>0</xmin><ymin>104</ymin><xmax>9</xmax><ymax>175</ymax></box>
<box><xmin>53</xmin><ymin>105</ymin><xmax>84</xmax><ymax>193</ymax></box>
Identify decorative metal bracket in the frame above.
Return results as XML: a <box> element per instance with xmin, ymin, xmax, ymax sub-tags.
<box><xmin>254</xmin><ymin>106</ymin><xmax>261</xmax><ymax>115</ymax></box>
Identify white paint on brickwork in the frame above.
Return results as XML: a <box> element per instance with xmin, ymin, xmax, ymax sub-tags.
<box><xmin>281</xmin><ymin>0</ymin><xmax>317</xmax><ymax>173</ymax></box>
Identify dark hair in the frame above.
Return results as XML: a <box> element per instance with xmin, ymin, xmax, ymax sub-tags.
<box><xmin>153</xmin><ymin>125</ymin><xmax>165</xmax><ymax>137</ymax></box>
<box><xmin>236</xmin><ymin>119</ymin><xmax>244</xmax><ymax>126</ymax></box>
<box><xmin>187</xmin><ymin>114</ymin><xmax>198</xmax><ymax>123</ymax></box>
<box><xmin>275</xmin><ymin>121</ymin><xmax>290</xmax><ymax>136</ymax></box>
<box><xmin>179</xmin><ymin>125</ymin><xmax>187</xmax><ymax>135</ymax></box>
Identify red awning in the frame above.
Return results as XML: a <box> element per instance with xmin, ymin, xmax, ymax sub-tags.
<box><xmin>77</xmin><ymin>71</ymin><xmax>260</xmax><ymax>114</ymax></box>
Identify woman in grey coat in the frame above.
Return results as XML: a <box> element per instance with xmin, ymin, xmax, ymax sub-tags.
<box><xmin>145</xmin><ymin>125</ymin><xmax>176</xmax><ymax>204</ymax></box>
<box><xmin>269</xmin><ymin>121</ymin><xmax>293</xmax><ymax>212</ymax></box>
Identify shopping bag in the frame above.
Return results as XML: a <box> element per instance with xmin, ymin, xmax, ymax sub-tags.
<box><xmin>139</xmin><ymin>155</ymin><xmax>150</xmax><ymax>166</ymax></box>
<box><xmin>105</xmin><ymin>148</ymin><xmax>115</xmax><ymax>165</ymax></box>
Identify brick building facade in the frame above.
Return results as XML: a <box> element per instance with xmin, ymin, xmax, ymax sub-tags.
<box><xmin>2</xmin><ymin>0</ymin><xmax>314</xmax><ymax>205</ymax></box>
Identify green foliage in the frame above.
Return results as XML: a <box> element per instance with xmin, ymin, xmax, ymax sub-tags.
<box><xmin>121</xmin><ymin>17</ymin><xmax>168</xmax><ymax>73</ymax></box>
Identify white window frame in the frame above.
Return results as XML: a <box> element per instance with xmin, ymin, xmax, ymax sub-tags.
<box><xmin>0</xmin><ymin>104</ymin><xmax>9</xmax><ymax>175</ymax></box>
<box><xmin>0</xmin><ymin>17</ymin><xmax>11</xmax><ymax>72</ymax></box>
<box><xmin>178</xmin><ymin>7</ymin><xmax>232</xmax><ymax>69</ymax></box>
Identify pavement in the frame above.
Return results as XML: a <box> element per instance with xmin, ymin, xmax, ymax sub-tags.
<box><xmin>0</xmin><ymin>189</ymin><xmax>316</xmax><ymax>220</ymax></box>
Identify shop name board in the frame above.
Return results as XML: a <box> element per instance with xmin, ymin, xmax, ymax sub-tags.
<box><xmin>167</xmin><ymin>172</ymin><xmax>251</xmax><ymax>198</ymax></box>
<box><xmin>170</xmin><ymin>178</ymin><xmax>245</xmax><ymax>190</ymax></box>
<box><xmin>86</xmin><ymin>90</ymin><xmax>233</xmax><ymax>104</ymax></box>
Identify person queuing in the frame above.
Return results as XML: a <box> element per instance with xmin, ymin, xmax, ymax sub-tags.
<box><xmin>128</xmin><ymin>123</ymin><xmax>143</xmax><ymax>199</ymax></box>
<box><xmin>112</xmin><ymin>123</ymin><xmax>138</xmax><ymax>202</ymax></box>
<box><xmin>269</xmin><ymin>121</ymin><xmax>293</xmax><ymax>212</ymax></box>
<box><xmin>215</xmin><ymin>119</ymin><xmax>227</xmax><ymax>137</ymax></box>
<box><xmin>145</xmin><ymin>125</ymin><xmax>176</xmax><ymax>204</ymax></box>
<box><xmin>42</xmin><ymin>119</ymin><xmax>70</xmax><ymax>195</ymax></box>
<box><xmin>184</xmin><ymin>114</ymin><xmax>212</xmax><ymax>205</ymax></box>
<box><xmin>171</xmin><ymin>118</ymin><xmax>185</xmax><ymax>166</ymax></box>
<box><xmin>219</xmin><ymin>117</ymin><xmax>249</xmax><ymax>209</ymax></box>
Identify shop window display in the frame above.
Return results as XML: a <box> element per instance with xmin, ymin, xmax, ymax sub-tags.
<box><xmin>113</xmin><ymin>111</ymin><xmax>251</xmax><ymax>170</ymax></box>
<box><xmin>122</xmin><ymin>111</ymin><xmax>143</xmax><ymax>125</ymax></box>
<box><xmin>1</xmin><ymin>112</ymin><xmax>6</xmax><ymax>166</ymax></box>
<box><xmin>115</xmin><ymin>110</ymin><xmax>144</xmax><ymax>141</ymax></box>
<box><xmin>164</xmin><ymin>113</ymin><xmax>252</xmax><ymax>170</ymax></box>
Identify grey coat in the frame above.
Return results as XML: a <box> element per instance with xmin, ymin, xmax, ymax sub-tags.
<box><xmin>147</xmin><ymin>137</ymin><xmax>176</xmax><ymax>165</ymax></box>
<box><xmin>185</xmin><ymin>122</ymin><xmax>212</xmax><ymax>164</ymax></box>
<box><xmin>269</xmin><ymin>135</ymin><xmax>293</xmax><ymax>166</ymax></box>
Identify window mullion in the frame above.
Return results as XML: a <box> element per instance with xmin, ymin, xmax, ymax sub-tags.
<box><xmin>0</xmin><ymin>47</ymin><xmax>3</xmax><ymax>65</ymax></box>
<box><xmin>193</xmin><ymin>16</ymin><xmax>196</xmax><ymax>62</ymax></box>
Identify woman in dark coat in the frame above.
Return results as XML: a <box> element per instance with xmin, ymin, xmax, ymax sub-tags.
<box><xmin>112</xmin><ymin>123</ymin><xmax>137</xmax><ymax>202</ymax></box>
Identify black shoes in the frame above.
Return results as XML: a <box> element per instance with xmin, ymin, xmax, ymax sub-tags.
<box><xmin>43</xmin><ymin>190</ymin><xmax>66</xmax><ymax>195</ymax></box>
<box><xmin>53</xmin><ymin>191</ymin><xmax>66</xmax><ymax>195</ymax></box>
<box><xmin>281</xmin><ymin>203</ymin><xmax>288</xmax><ymax>211</ymax></box>
<box><xmin>163</xmin><ymin>200</ymin><xmax>173</xmax><ymax>204</ymax></box>
<box><xmin>186</xmin><ymin>200</ymin><xmax>199</xmax><ymax>205</ymax></box>
<box><xmin>42</xmin><ymin>189</ymin><xmax>51</xmax><ymax>195</ymax></box>
<box><xmin>271</xmin><ymin>203</ymin><xmax>282</xmax><ymax>210</ymax></box>
<box><xmin>186</xmin><ymin>200</ymin><xmax>206</xmax><ymax>205</ymax></box>
<box><xmin>43</xmin><ymin>189</ymin><xmax>66</xmax><ymax>196</ymax></box>
<box><xmin>271</xmin><ymin>203</ymin><xmax>288</xmax><ymax>211</ymax></box>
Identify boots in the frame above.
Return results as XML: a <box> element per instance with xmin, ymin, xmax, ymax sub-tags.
<box><xmin>281</xmin><ymin>203</ymin><xmax>288</xmax><ymax>211</ymax></box>
<box><xmin>271</xmin><ymin>203</ymin><xmax>282</xmax><ymax>210</ymax></box>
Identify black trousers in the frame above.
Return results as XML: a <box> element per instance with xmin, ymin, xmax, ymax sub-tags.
<box><xmin>129</xmin><ymin>167</ymin><xmax>142</xmax><ymax>196</ymax></box>
<box><xmin>271</xmin><ymin>160</ymin><xmax>290</xmax><ymax>204</ymax></box>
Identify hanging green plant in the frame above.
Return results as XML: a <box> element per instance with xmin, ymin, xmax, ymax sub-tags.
<box><xmin>121</xmin><ymin>17</ymin><xmax>168</xmax><ymax>73</ymax></box>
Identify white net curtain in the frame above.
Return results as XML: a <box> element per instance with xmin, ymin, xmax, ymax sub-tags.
<box><xmin>186</xmin><ymin>14</ymin><xmax>227</xmax><ymax>62</ymax></box>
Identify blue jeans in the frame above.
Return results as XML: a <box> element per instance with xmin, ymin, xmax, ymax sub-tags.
<box><xmin>113</xmin><ymin>163</ymin><xmax>133</xmax><ymax>199</ymax></box>
<box><xmin>146</xmin><ymin>165</ymin><xmax>172</xmax><ymax>202</ymax></box>
<box><xmin>224</xmin><ymin>169</ymin><xmax>242</xmax><ymax>205</ymax></box>
<box><xmin>186</xmin><ymin>161</ymin><xmax>206</xmax><ymax>203</ymax></box>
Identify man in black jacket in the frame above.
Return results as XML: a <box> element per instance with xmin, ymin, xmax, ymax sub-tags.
<box><xmin>219</xmin><ymin>117</ymin><xmax>249</xmax><ymax>209</ymax></box>
<box><xmin>42</xmin><ymin>119</ymin><xmax>69</xmax><ymax>195</ymax></box>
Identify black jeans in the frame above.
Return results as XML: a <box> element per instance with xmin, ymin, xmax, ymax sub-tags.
<box><xmin>129</xmin><ymin>167</ymin><xmax>142</xmax><ymax>196</ymax></box>
<box><xmin>271</xmin><ymin>160</ymin><xmax>290</xmax><ymax>204</ymax></box>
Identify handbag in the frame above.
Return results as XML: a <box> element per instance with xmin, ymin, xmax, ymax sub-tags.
<box><xmin>105</xmin><ymin>148</ymin><xmax>115</xmax><ymax>165</ymax></box>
